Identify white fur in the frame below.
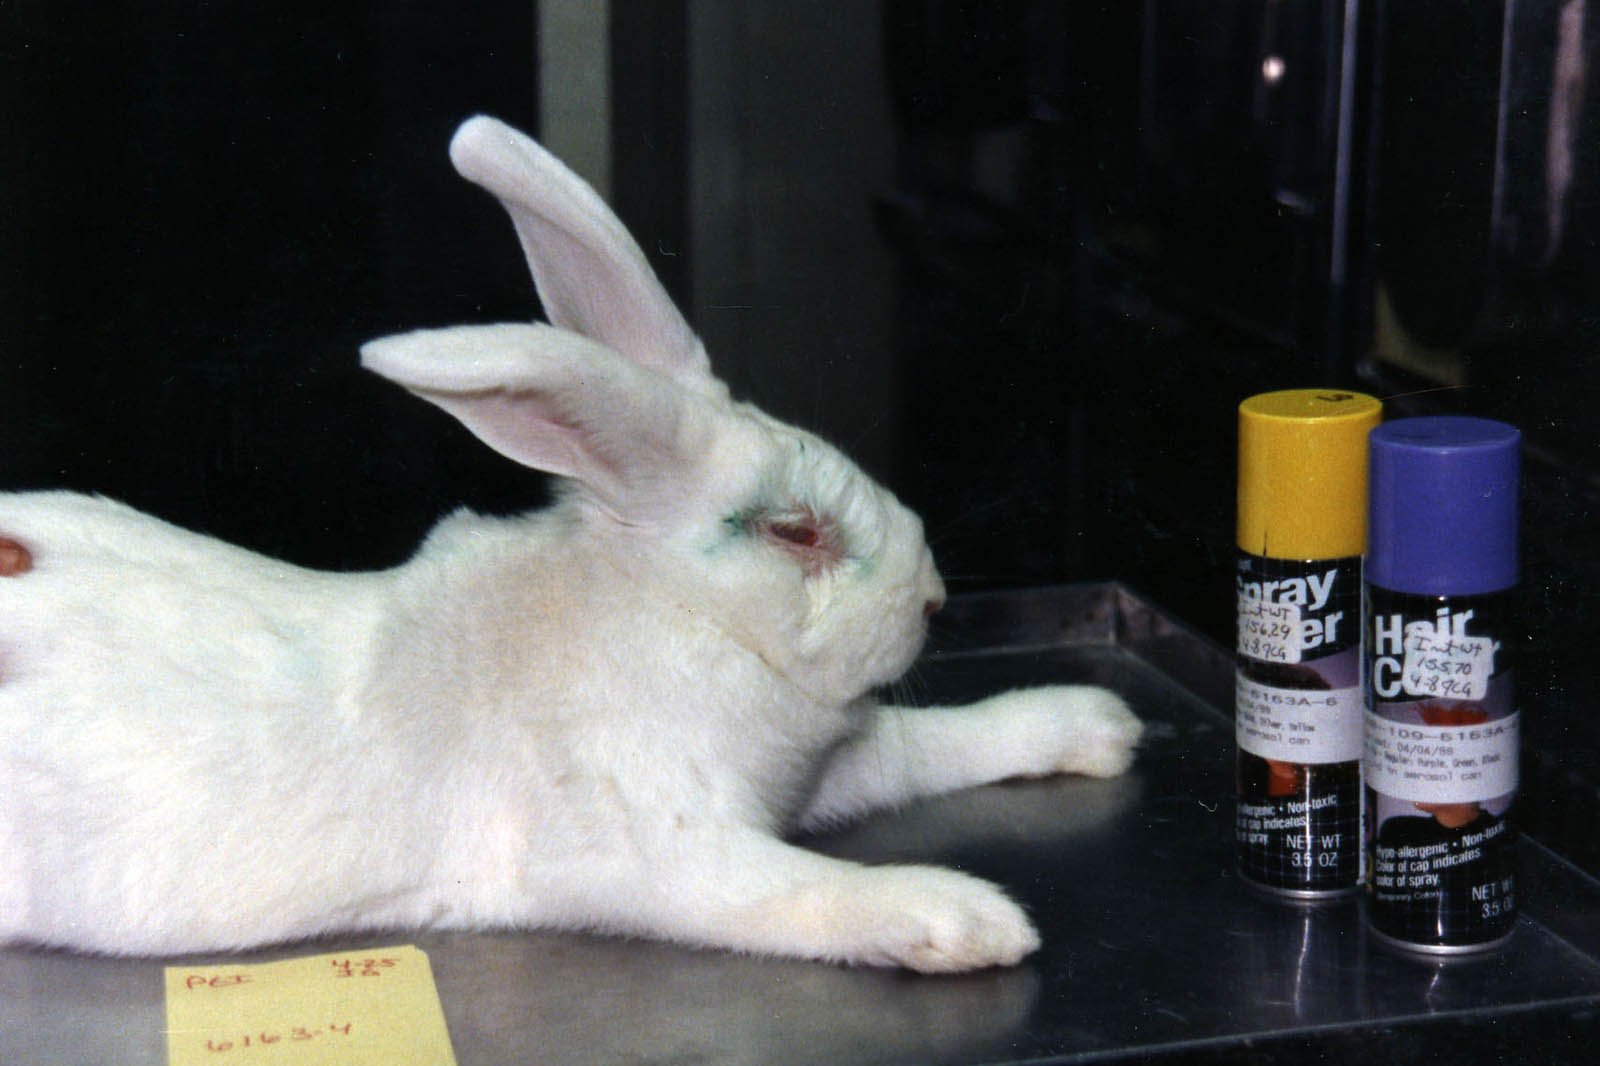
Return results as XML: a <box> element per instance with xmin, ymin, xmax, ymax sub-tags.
<box><xmin>0</xmin><ymin>117</ymin><xmax>1141</xmax><ymax>973</ymax></box>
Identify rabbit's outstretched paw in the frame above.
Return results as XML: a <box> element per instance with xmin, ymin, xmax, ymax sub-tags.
<box><xmin>980</xmin><ymin>686</ymin><xmax>1145</xmax><ymax>780</ymax></box>
<box><xmin>844</xmin><ymin>866</ymin><xmax>1040</xmax><ymax>974</ymax></box>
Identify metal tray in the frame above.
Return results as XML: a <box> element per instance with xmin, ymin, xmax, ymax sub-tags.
<box><xmin>4</xmin><ymin>584</ymin><xmax>1598</xmax><ymax>1064</ymax></box>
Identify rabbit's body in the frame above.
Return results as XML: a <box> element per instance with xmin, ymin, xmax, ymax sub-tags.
<box><xmin>0</xmin><ymin>118</ymin><xmax>1140</xmax><ymax>972</ymax></box>
<box><xmin>0</xmin><ymin>491</ymin><xmax>392</xmax><ymax>951</ymax></box>
<box><xmin>0</xmin><ymin>487</ymin><xmax>855</xmax><ymax>948</ymax></box>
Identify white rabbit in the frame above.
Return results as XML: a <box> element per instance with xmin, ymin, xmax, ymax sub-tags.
<box><xmin>0</xmin><ymin>116</ymin><xmax>1141</xmax><ymax>973</ymax></box>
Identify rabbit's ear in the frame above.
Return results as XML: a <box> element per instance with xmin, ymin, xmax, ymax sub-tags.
<box><xmin>362</xmin><ymin>323</ymin><xmax>699</xmax><ymax>513</ymax></box>
<box><xmin>449</xmin><ymin>116</ymin><xmax>715</xmax><ymax>392</ymax></box>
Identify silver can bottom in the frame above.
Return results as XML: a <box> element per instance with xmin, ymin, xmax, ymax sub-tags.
<box><xmin>1365</xmin><ymin>921</ymin><xmax>1516</xmax><ymax>957</ymax></box>
<box><xmin>1238</xmin><ymin>868</ymin><xmax>1362</xmax><ymax>903</ymax></box>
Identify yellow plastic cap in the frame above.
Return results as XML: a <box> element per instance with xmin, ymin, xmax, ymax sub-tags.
<box><xmin>1237</xmin><ymin>389</ymin><xmax>1382</xmax><ymax>559</ymax></box>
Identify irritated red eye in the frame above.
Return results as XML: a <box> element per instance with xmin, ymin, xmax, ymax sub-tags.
<box><xmin>767</xmin><ymin>521</ymin><xmax>822</xmax><ymax>548</ymax></box>
<box><xmin>748</xmin><ymin>508</ymin><xmax>845</xmax><ymax>576</ymax></box>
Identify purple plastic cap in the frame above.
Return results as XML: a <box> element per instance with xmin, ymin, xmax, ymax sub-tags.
<box><xmin>1367</xmin><ymin>417</ymin><xmax>1521</xmax><ymax>596</ymax></box>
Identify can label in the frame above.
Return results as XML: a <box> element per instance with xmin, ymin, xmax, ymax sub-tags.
<box><xmin>1235</xmin><ymin>553</ymin><xmax>1364</xmax><ymax>892</ymax></box>
<box><xmin>1363</xmin><ymin>586</ymin><xmax>1518</xmax><ymax>949</ymax></box>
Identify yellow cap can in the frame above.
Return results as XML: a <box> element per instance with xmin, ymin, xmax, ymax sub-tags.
<box><xmin>1237</xmin><ymin>389</ymin><xmax>1382</xmax><ymax>560</ymax></box>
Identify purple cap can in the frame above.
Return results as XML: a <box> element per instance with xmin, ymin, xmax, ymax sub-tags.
<box><xmin>1364</xmin><ymin>415</ymin><xmax>1522</xmax><ymax>953</ymax></box>
<box><xmin>1367</xmin><ymin>417</ymin><xmax>1521</xmax><ymax>596</ymax></box>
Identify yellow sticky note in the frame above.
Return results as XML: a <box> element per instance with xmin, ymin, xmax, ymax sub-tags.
<box><xmin>164</xmin><ymin>945</ymin><xmax>457</xmax><ymax>1066</ymax></box>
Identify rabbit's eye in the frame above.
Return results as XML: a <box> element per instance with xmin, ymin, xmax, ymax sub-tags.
<box><xmin>767</xmin><ymin>521</ymin><xmax>821</xmax><ymax>548</ymax></box>
<box><xmin>749</xmin><ymin>509</ymin><xmax>844</xmax><ymax>576</ymax></box>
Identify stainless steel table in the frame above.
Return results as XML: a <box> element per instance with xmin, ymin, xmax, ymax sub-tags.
<box><xmin>4</xmin><ymin>584</ymin><xmax>1599</xmax><ymax>1063</ymax></box>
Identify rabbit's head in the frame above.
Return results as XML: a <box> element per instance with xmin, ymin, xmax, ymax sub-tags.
<box><xmin>362</xmin><ymin>117</ymin><xmax>943</xmax><ymax>706</ymax></box>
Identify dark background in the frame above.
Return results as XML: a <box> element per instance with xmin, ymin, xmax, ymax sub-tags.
<box><xmin>4</xmin><ymin>3</ymin><xmax>1599</xmax><ymax>870</ymax></box>
<box><xmin>1</xmin><ymin>1</ymin><xmax>545</xmax><ymax>568</ymax></box>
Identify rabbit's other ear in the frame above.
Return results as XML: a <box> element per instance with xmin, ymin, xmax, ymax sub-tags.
<box><xmin>362</xmin><ymin>323</ymin><xmax>700</xmax><ymax>515</ymax></box>
<box><xmin>449</xmin><ymin>116</ymin><xmax>716</xmax><ymax>393</ymax></box>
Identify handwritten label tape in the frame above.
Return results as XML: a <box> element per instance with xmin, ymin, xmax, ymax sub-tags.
<box><xmin>1400</xmin><ymin>631</ymin><xmax>1497</xmax><ymax>702</ymax></box>
<box><xmin>164</xmin><ymin>945</ymin><xmax>456</xmax><ymax>1065</ymax></box>
<box><xmin>1237</xmin><ymin>595</ymin><xmax>1303</xmax><ymax>664</ymax></box>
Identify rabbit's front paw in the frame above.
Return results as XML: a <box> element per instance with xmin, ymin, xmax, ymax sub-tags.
<box><xmin>1055</xmin><ymin>687</ymin><xmax>1144</xmax><ymax>778</ymax></box>
<box><xmin>848</xmin><ymin>866</ymin><xmax>1040</xmax><ymax>974</ymax></box>
<box><xmin>982</xmin><ymin>686</ymin><xmax>1145</xmax><ymax>780</ymax></box>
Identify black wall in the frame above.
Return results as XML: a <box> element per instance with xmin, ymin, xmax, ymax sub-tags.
<box><xmin>2</xmin><ymin>2</ymin><xmax>541</xmax><ymax>570</ymax></box>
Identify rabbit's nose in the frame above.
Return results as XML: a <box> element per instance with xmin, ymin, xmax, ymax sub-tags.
<box><xmin>923</xmin><ymin>597</ymin><xmax>945</xmax><ymax>619</ymax></box>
